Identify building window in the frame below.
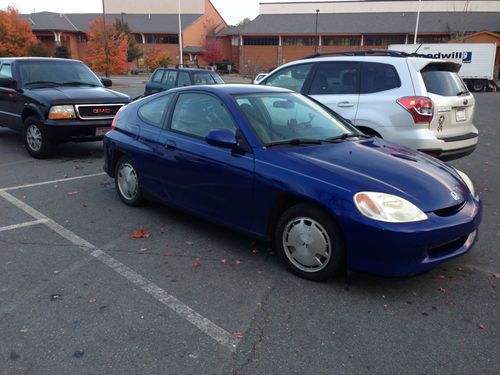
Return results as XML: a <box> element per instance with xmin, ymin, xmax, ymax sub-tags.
<box><xmin>322</xmin><ymin>36</ymin><xmax>361</xmax><ymax>46</ymax></box>
<box><xmin>243</xmin><ymin>37</ymin><xmax>279</xmax><ymax>46</ymax></box>
<box><xmin>364</xmin><ymin>35</ymin><xmax>406</xmax><ymax>46</ymax></box>
<box><xmin>144</xmin><ymin>34</ymin><xmax>179</xmax><ymax>44</ymax></box>
<box><xmin>77</xmin><ymin>34</ymin><xmax>88</xmax><ymax>43</ymax></box>
<box><xmin>409</xmin><ymin>35</ymin><xmax>450</xmax><ymax>44</ymax></box>
<box><xmin>282</xmin><ymin>37</ymin><xmax>317</xmax><ymax>46</ymax></box>
<box><xmin>231</xmin><ymin>36</ymin><xmax>240</xmax><ymax>46</ymax></box>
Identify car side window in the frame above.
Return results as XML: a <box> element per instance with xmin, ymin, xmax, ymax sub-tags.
<box><xmin>177</xmin><ymin>72</ymin><xmax>191</xmax><ymax>87</ymax></box>
<box><xmin>151</xmin><ymin>69</ymin><xmax>164</xmax><ymax>83</ymax></box>
<box><xmin>360</xmin><ymin>62</ymin><xmax>401</xmax><ymax>94</ymax></box>
<box><xmin>264</xmin><ymin>63</ymin><xmax>313</xmax><ymax>92</ymax></box>
<box><xmin>0</xmin><ymin>64</ymin><xmax>12</xmax><ymax>78</ymax></box>
<box><xmin>138</xmin><ymin>94</ymin><xmax>172</xmax><ymax>127</ymax></box>
<box><xmin>171</xmin><ymin>93</ymin><xmax>237</xmax><ymax>138</ymax></box>
<box><xmin>162</xmin><ymin>71</ymin><xmax>178</xmax><ymax>89</ymax></box>
<box><xmin>309</xmin><ymin>62</ymin><xmax>360</xmax><ymax>95</ymax></box>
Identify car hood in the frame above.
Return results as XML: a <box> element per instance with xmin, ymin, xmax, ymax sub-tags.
<box><xmin>25</xmin><ymin>86</ymin><xmax>130</xmax><ymax>105</ymax></box>
<box><xmin>269</xmin><ymin>138</ymin><xmax>469</xmax><ymax>212</ymax></box>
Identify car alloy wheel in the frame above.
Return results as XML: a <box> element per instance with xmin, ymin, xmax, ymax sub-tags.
<box><xmin>26</xmin><ymin>124</ymin><xmax>42</xmax><ymax>152</ymax></box>
<box><xmin>115</xmin><ymin>156</ymin><xmax>143</xmax><ymax>206</ymax></box>
<box><xmin>23</xmin><ymin>116</ymin><xmax>54</xmax><ymax>158</ymax></box>
<box><xmin>275</xmin><ymin>204</ymin><xmax>345</xmax><ymax>281</ymax></box>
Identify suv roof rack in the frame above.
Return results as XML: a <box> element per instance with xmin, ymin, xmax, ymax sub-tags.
<box><xmin>301</xmin><ymin>49</ymin><xmax>413</xmax><ymax>60</ymax></box>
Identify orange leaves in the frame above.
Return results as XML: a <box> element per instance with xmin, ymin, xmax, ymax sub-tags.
<box><xmin>84</xmin><ymin>18</ymin><xmax>130</xmax><ymax>74</ymax></box>
<box><xmin>131</xmin><ymin>226</ymin><xmax>150</xmax><ymax>239</ymax></box>
<box><xmin>0</xmin><ymin>6</ymin><xmax>37</xmax><ymax>57</ymax></box>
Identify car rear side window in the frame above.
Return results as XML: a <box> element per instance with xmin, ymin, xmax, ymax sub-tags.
<box><xmin>309</xmin><ymin>62</ymin><xmax>360</xmax><ymax>95</ymax></box>
<box><xmin>264</xmin><ymin>63</ymin><xmax>313</xmax><ymax>93</ymax></box>
<box><xmin>151</xmin><ymin>69</ymin><xmax>164</xmax><ymax>83</ymax></box>
<box><xmin>192</xmin><ymin>72</ymin><xmax>216</xmax><ymax>85</ymax></box>
<box><xmin>421</xmin><ymin>65</ymin><xmax>468</xmax><ymax>96</ymax></box>
<box><xmin>178</xmin><ymin>72</ymin><xmax>191</xmax><ymax>87</ymax></box>
<box><xmin>138</xmin><ymin>94</ymin><xmax>172</xmax><ymax>127</ymax></box>
<box><xmin>171</xmin><ymin>93</ymin><xmax>236</xmax><ymax>138</ymax></box>
<box><xmin>360</xmin><ymin>62</ymin><xmax>401</xmax><ymax>93</ymax></box>
<box><xmin>0</xmin><ymin>64</ymin><xmax>12</xmax><ymax>78</ymax></box>
<box><xmin>162</xmin><ymin>71</ymin><xmax>178</xmax><ymax>89</ymax></box>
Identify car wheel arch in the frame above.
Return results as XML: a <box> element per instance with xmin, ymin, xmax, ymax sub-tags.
<box><xmin>110</xmin><ymin>150</ymin><xmax>127</xmax><ymax>178</ymax></box>
<box><xmin>21</xmin><ymin>107</ymin><xmax>42</xmax><ymax>124</ymax></box>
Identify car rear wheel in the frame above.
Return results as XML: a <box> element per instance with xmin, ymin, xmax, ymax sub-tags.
<box><xmin>23</xmin><ymin>116</ymin><xmax>54</xmax><ymax>158</ymax></box>
<box><xmin>275</xmin><ymin>204</ymin><xmax>345</xmax><ymax>281</ymax></box>
<box><xmin>115</xmin><ymin>156</ymin><xmax>143</xmax><ymax>206</ymax></box>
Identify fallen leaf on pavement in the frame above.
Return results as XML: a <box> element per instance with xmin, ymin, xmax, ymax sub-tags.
<box><xmin>192</xmin><ymin>259</ymin><xmax>202</xmax><ymax>268</ymax></box>
<box><xmin>232</xmin><ymin>331</ymin><xmax>243</xmax><ymax>339</ymax></box>
<box><xmin>66</xmin><ymin>191</ymin><xmax>78</xmax><ymax>196</ymax></box>
<box><xmin>88</xmin><ymin>298</ymin><xmax>97</xmax><ymax>304</ymax></box>
<box><xmin>493</xmin><ymin>273</ymin><xmax>500</xmax><ymax>279</ymax></box>
<box><xmin>438</xmin><ymin>287</ymin><xmax>446</xmax><ymax>293</ymax></box>
<box><xmin>478</xmin><ymin>324</ymin><xmax>487</xmax><ymax>330</ymax></box>
<box><xmin>132</xmin><ymin>227</ymin><xmax>149</xmax><ymax>238</ymax></box>
<box><xmin>221</xmin><ymin>258</ymin><xmax>228</xmax><ymax>264</ymax></box>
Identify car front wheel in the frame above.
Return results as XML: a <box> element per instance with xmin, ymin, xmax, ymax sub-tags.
<box><xmin>23</xmin><ymin>116</ymin><xmax>54</xmax><ymax>158</ymax></box>
<box><xmin>275</xmin><ymin>204</ymin><xmax>346</xmax><ymax>281</ymax></box>
<box><xmin>115</xmin><ymin>156</ymin><xmax>143</xmax><ymax>206</ymax></box>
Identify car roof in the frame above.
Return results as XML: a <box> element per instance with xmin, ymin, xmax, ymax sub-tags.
<box><xmin>0</xmin><ymin>57</ymin><xmax>83</xmax><ymax>63</ymax></box>
<box><xmin>156</xmin><ymin>67</ymin><xmax>218</xmax><ymax>73</ymax></box>
<box><xmin>170</xmin><ymin>84</ymin><xmax>292</xmax><ymax>95</ymax></box>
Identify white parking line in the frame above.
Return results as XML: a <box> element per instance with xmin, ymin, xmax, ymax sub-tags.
<box><xmin>0</xmin><ymin>172</ymin><xmax>106</xmax><ymax>192</ymax></box>
<box><xmin>0</xmin><ymin>190</ymin><xmax>239</xmax><ymax>351</ymax></box>
<box><xmin>0</xmin><ymin>219</ymin><xmax>48</xmax><ymax>233</ymax></box>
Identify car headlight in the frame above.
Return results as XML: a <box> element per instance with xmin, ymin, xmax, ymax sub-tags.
<box><xmin>48</xmin><ymin>105</ymin><xmax>76</xmax><ymax>120</ymax></box>
<box><xmin>354</xmin><ymin>192</ymin><xmax>427</xmax><ymax>223</ymax></box>
<box><xmin>455</xmin><ymin>169</ymin><xmax>475</xmax><ymax>196</ymax></box>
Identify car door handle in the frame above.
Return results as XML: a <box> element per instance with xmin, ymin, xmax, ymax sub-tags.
<box><xmin>164</xmin><ymin>139</ymin><xmax>176</xmax><ymax>150</ymax></box>
<box><xmin>337</xmin><ymin>102</ymin><xmax>354</xmax><ymax>108</ymax></box>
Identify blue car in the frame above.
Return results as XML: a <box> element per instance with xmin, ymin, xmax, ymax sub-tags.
<box><xmin>103</xmin><ymin>85</ymin><xmax>481</xmax><ymax>281</ymax></box>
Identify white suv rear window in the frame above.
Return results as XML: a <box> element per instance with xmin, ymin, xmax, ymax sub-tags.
<box><xmin>421</xmin><ymin>65</ymin><xmax>468</xmax><ymax>97</ymax></box>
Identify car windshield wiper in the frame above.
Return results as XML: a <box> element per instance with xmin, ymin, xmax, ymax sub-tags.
<box><xmin>24</xmin><ymin>81</ymin><xmax>59</xmax><ymax>87</ymax></box>
<box><xmin>324</xmin><ymin>133</ymin><xmax>372</xmax><ymax>142</ymax></box>
<box><xmin>456</xmin><ymin>90</ymin><xmax>470</xmax><ymax>96</ymax></box>
<box><xmin>60</xmin><ymin>81</ymin><xmax>99</xmax><ymax>87</ymax></box>
<box><xmin>265</xmin><ymin>138</ymin><xmax>323</xmax><ymax>148</ymax></box>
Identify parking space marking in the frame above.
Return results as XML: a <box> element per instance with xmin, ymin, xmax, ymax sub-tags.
<box><xmin>0</xmin><ymin>190</ymin><xmax>239</xmax><ymax>351</ymax></box>
<box><xmin>0</xmin><ymin>172</ymin><xmax>106</xmax><ymax>192</ymax></box>
<box><xmin>0</xmin><ymin>219</ymin><xmax>48</xmax><ymax>233</ymax></box>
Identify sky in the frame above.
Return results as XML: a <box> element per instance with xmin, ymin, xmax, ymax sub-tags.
<box><xmin>0</xmin><ymin>0</ymin><xmax>325</xmax><ymax>25</ymax></box>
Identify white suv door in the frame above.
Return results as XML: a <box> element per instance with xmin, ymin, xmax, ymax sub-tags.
<box><xmin>306</xmin><ymin>61</ymin><xmax>360</xmax><ymax>121</ymax></box>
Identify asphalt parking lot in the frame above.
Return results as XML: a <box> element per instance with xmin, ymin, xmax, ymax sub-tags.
<box><xmin>0</xmin><ymin>86</ymin><xmax>498</xmax><ymax>374</ymax></box>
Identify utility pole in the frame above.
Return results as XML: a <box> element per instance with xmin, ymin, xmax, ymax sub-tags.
<box><xmin>102</xmin><ymin>0</ymin><xmax>110</xmax><ymax>77</ymax></box>
<box><xmin>315</xmin><ymin>9</ymin><xmax>320</xmax><ymax>53</ymax></box>
<box><xmin>178</xmin><ymin>0</ymin><xmax>183</xmax><ymax>67</ymax></box>
<box><xmin>413</xmin><ymin>0</ymin><xmax>422</xmax><ymax>44</ymax></box>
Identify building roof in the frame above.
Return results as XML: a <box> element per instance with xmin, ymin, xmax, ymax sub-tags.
<box><xmin>22</xmin><ymin>12</ymin><xmax>202</xmax><ymax>33</ymax></box>
<box><xmin>234</xmin><ymin>12</ymin><xmax>500</xmax><ymax>35</ymax></box>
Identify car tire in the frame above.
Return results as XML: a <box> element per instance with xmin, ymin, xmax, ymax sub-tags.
<box><xmin>275</xmin><ymin>203</ymin><xmax>346</xmax><ymax>281</ymax></box>
<box><xmin>471</xmin><ymin>80</ymin><xmax>485</xmax><ymax>92</ymax></box>
<box><xmin>23</xmin><ymin>116</ymin><xmax>54</xmax><ymax>158</ymax></box>
<box><xmin>114</xmin><ymin>156</ymin><xmax>143</xmax><ymax>206</ymax></box>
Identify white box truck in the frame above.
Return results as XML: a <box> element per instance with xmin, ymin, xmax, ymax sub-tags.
<box><xmin>389</xmin><ymin>43</ymin><xmax>497</xmax><ymax>92</ymax></box>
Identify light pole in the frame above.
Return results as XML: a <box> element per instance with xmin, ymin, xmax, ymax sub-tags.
<box><xmin>413</xmin><ymin>0</ymin><xmax>422</xmax><ymax>44</ymax></box>
<box><xmin>178</xmin><ymin>0</ymin><xmax>183</xmax><ymax>67</ymax></box>
<box><xmin>315</xmin><ymin>9</ymin><xmax>320</xmax><ymax>53</ymax></box>
<box><xmin>102</xmin><ymin>0</ymin><xmax>110</xmax><ymax>77</ymax></box>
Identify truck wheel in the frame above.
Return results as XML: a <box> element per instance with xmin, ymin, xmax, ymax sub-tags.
<box><xmin>471</xmin><ymin>80</ymin><xmax>485</xmax><ymax>92</ymax></box>
<box><xmin>23</xmin><ymin>116</ymin><xmax>54</xmax><ymax>158</ymax></box>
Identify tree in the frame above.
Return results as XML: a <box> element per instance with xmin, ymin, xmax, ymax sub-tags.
<box><xmin>26</xmin><ymin>41</ymin><xmax>51</xmax><ymax>57</ymax></box>
<box><xmin>113</xmin><ymin>18</ymin><xmax>143</xmax><ymax>62</ymax></box>
<box><xmin>84</xmin><ymin>18</ymin><xmax>130</xmax><ymax>75</ymax></box>
<box><xmin>0</xmin><ymin>6</ymin><xmax>37</xmax><ymax>57</ymax></box>
<box><xmin>203</xmin><ymin>41</ymin><xmax>224</xmax><ymax>66</ymax></box>
<box><xmin>146</xmin><ymin>47</ymin><xmax>171</xmax><ymax>72</ymax></box>
<box><xmin>237</xmin><ymin>17</ymin><xmax>251</xmax><ymax>26</ymax></box>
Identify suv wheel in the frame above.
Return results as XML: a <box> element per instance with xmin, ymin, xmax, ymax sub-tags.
<box><xmin>23</xmin><ymin>116</ymin><xmax>54</xmax><ymax>158</ymax></box>
<box><xmin>275</xmin><ymin>204</ymin><xmax>345</xmax><ymax>281</ymax></box>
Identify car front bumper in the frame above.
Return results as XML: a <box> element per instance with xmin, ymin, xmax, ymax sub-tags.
<box><xmin>341</xmin><ymin>196</ymin><xmax>482</xmax><ymax>276</ymax></box>
<box><xmin>43</xmin><ymin>119</ymin><xmax>113</xmax><ymax>142</ymax></box>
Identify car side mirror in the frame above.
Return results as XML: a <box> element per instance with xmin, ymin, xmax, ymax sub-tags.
<box><xmin>205</xmin><ymin>128</ymin><xmax>238</xmax><ymax>149</ymax></box>
<box><xmin>0</xmin><ymin>77</ymin><xmax>15</xmax><ymax>88</ymax></box>
<box><xmin>101</xmin><ymin>77</ymin><xmax>112</xmax><ymax>87</ymax></box>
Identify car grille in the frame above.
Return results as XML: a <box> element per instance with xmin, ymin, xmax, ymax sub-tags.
<box><xmin>75</xmin><ymin>104</ymin><xmax>124</xmax><ymax>120</ymax></box>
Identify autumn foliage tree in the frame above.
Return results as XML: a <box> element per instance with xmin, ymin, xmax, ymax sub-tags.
<box><xmin>0</xmin><ymin>6</ymin><xmax>37</xmax><ymax>57</ymax></box>
<box><xmin>85</xmin><ymin>18</ymin><xmax>130</xmax><ymax>74</ymax></box>
<box><xmin>146</xmin><ymin>47</ymin><xmax>172</xmax><ymax>72</ymax></box>
<box><xmin>203</xmin><ymin>41</ymin><xmax>224</xmax><ymax>66</ymax></box>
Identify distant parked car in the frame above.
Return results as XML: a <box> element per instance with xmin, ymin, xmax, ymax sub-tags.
<box><xmin>103</xmin><ymin>84</ymin><xmax>481</xmax><ymax>281</ymax></box>
<box><xmin>144</xmin><ymin>67</ymin><xmax>224</xmax><ymax>96</ymax></box>
<box><xmin>253</xmin><ymin>73</ymin><xmax>268</xmax><ymax>84</ymax></box>
<box><xmin>0</xmin><ymin>57</ymin><xmax>130</xmax><ymax>158</ymax></box>
<box><xmin>261</xmin><ymin>50</ymin><xmax>479</xmax><ymax>161</ymax></box>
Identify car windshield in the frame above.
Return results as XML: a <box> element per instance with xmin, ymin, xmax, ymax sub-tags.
<box><xmin>18</xmin><ymin>60</ymin><xmax>102</xmax><ymax>87</ymax></box>
<box><xmin>234</xmin><ymin>93</ymin><xmax>358</xmax><ymax>145</ymax></box>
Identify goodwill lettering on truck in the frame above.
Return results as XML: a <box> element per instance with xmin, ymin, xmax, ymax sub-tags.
<box><xmin>424</xmin><ymin>51</ymin><xmax>472</xmax><ymax>64</ymax></box>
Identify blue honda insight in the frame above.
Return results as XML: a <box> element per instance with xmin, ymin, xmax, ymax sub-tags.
<box><xmin>103</xmin><ymin>85</ymin><xmax>481</xmax><ymax>281</ymax></box>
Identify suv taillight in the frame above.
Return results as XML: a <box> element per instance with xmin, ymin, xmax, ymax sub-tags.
<box><xmin>397</xmin><ymin>97</ymin><xmax>434</xmax><ymax>125</ymax></box>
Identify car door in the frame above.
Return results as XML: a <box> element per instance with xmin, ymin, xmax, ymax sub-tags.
<box><xmin>305</xmin><ymin>61</ymin><xmax>360</xmax><ymax>122</ymax></box>
<box><xmin>0</xmin><ymin>62</ymin><xmax>23</xmax><ymax>129</ymax></box>
<box><xmin>156</xmin><ymin>92</ymin><xmax>255</xmax><ymax>229</ymax></box>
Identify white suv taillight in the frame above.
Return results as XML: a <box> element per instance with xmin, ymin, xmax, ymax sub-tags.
<box><xmin>397</xmin><ymin>97</ymin><xmax>434</xmax><ymax>125</ymax></box>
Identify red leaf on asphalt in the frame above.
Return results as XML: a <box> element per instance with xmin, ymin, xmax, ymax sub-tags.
<box><xmin>131</xmin><ymin>227</ymin><xmax>148</xmax><ymax>238</ymax></box>
<box><xmin>192</xmin><ymin>259</ymin><xmax>202</xmax><ymax>268</ymax></box>
<box><xmin>66</xmin><ymin>191</ymin><xmax>78</xmax><ymax>196</ymax></box>
<box><xmin>493</xmin><ymin>273</ymin><xmax>500</xmax><ymax>279</ymax></box>
<box><xmin>221</xmin><ymin>258</ymin><xmax>228</xmax><ymax>264</ymax></box>
<box><xmin>438</xmin><ymin>287</ymin><xmax>446</xmax><ymax>293</ymax></box>
<box><xmin>232</xmin><ymin>331</ymin><xmax>243</xmax><ymax>339</ymax></box>
<box><xmin>479</xmin><ymin>324</ymin><xmax>487</xmax><ymax>330</ymax></box>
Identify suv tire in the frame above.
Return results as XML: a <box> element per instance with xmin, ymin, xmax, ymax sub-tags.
<box><xmin>23</xmin><ymin>116</ymin><xmax>54</xmax><ymax>158</ymax></box>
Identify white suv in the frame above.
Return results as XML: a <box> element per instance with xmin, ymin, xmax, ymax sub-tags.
<box><xmin>260</xmin><ymin>51</ymin><xmax>478</xmax><ymax>161</ymax></box>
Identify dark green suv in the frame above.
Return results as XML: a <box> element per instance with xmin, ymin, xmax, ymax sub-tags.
<box><xmin>144</xmin><ymin>68</ymin><xmax>224</xmax><ymax>96</ymax></box>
